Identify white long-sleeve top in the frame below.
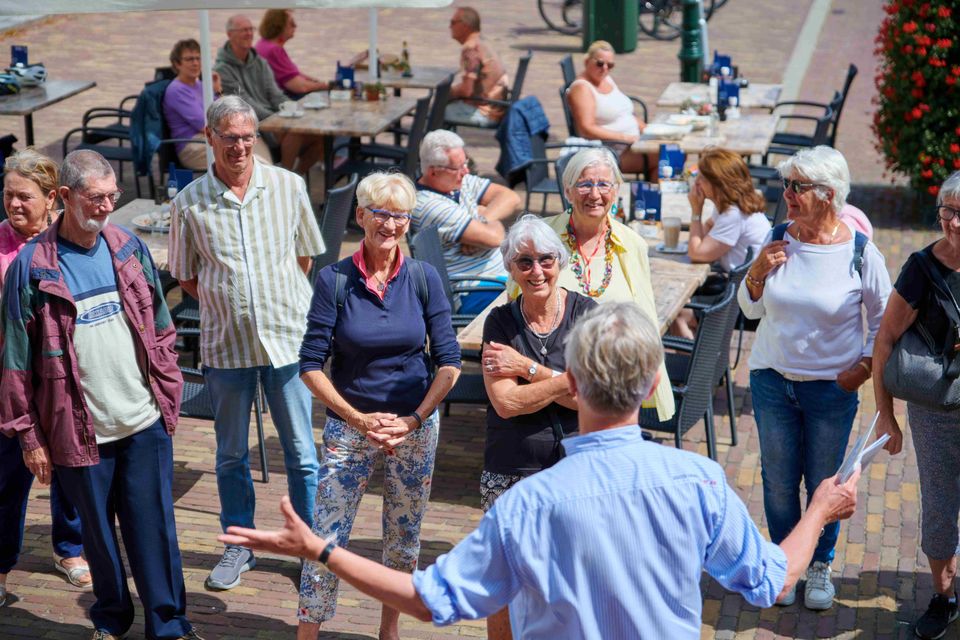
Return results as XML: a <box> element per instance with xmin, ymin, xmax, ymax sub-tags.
<box><xmin>737</xmin><ymin>222</ymin><xmax>891</xmax><ymax>379</ymax></box>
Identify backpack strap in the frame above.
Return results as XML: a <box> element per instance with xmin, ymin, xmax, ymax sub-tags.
<box><xmin>771</xmin><ymin>222</ymin><xmax>789</xmax><ymax>242</ymax></box>
<box><xmin>332</xmin><ymin>257</ymin><xmax>355</xmax><ymax>319</ymax></box>
<box><xmin>852</xmin><ymin>231</ymin><xmax>867</xmax><ymax>277</ymax></box>
<box><xmin>406</xmin><ymin>258</ymin><xmax>430</xmax><ymax>310</ymax></box>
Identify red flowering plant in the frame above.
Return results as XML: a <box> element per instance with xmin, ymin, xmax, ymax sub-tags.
<box><xmin>873</xmin><ymin>1</ymin><xmax>960</xmax><ymax>196</ymax></box>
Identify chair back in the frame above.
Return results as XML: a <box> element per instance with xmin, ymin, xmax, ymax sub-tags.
<box><xmin>770</xmin><ymin>195</ymin><xmax>788</xmax><ymax>226</ymax></box>
<box><xmin>154</xmin><ymin>66</ymin><xmax>176</xmax><ymax>82</ymax></box>
<box><xmin>409</xmin><ymin>226</ymin><xmax>456</xmax><ymax>307</ymax></box>
<box><xmin>400</xmin><ymin>96</ymin><xmax>432</xmax><ymax>176</ymax></box>
<box><xmin>560</xmin><ymin>87</ymin><xmax>578</xmax><ymax>138</ymax></box>
<box><xmin>426</xmin><ymin>74</ymin><xmax>454</xmax><ymax>133</ymax></box>
<box><xmin>508</xmin><ymin>51</ymin><xmax>533</xmax><ymax>103</ymax></box>
<box><xmin>525</xmin><ymin>134</ymin><xmax>550</xmax><ymax>191</ymax></box>
<box><xmin>313</xmin><ymin>173</ymin><xmax>359</xmax><ymax>274</ymax></box>
<box><xmin>713</xmin><ymin>248</ymin><xmax>753</xmax><ymax>386</ymax></box>
<box><xmin>555</xmin><ymin>151</ymin><xmax>574</xmax><ymax>212</ymax></box>
<box><xmin>559</xmin><ymin>54</ymin><xmax>576</xmax><ymax>89</ymax></box>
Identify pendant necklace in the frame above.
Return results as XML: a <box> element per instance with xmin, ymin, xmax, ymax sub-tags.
<box><xmin>520</xmin><ymin>289</ymin><xmax>562</xmax><ymax>356</ymax></box>
<box><xmin>800</xmin><ymin>221</ymin><xmax>841</xmax><ymax>244</ymax></box>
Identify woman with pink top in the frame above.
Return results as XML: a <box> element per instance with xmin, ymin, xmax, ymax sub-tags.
<box><xmin>0</xmin><ymin>149</ymin><xmax>91</xmax><ymax>605</ymax></box>
<box><xmin>256</xmin><ymin>10</ymin><xmax>328</xmax><ymax>99</ymax></box>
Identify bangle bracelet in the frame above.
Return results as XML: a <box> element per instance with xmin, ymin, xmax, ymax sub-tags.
<box><xmin>318</xmin><ymin>538</ymin><xmax>338</xmax><ymax>564</ymax></box>
<box><xmin>745</xmin><ymin>272</ymin><xmax>765</xmax><ymax>288</ymax></box>
<box><xmin>857</xmin><ymin>361</ymin><xmax>872</xmax><ymax>377</ymax></box>
<box><xmin>409</xmin><ymin>411</ymin><xmax>424</xmax><ymax>428</ymax></box>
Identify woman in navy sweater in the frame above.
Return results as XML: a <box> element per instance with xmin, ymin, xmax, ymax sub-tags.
<box><xmin>297</xmin><ymin>172</ymin><xmax>461</xmax><ymax>640</ymax></box>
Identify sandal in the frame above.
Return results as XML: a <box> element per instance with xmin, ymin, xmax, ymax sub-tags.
<box><xmin>54</xmin><ymin>554</ymin><xmax>93</xmax><ymax>590</ymax></box>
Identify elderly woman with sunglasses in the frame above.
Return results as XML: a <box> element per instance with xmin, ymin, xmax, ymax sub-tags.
<box><xmin>873</xmin><ymin>172</ymin><xmax>960</xmax><ymax>640</ymax></box>
<box><xmin>738</xmin><ymin>146</ymin><xmax>891</xmax><ymax>611</ymax></box>
<box><xmin>566</xmin><ymin>40</ymin><xmax>653</xmax><ymax>176</ymax></box>
<box><xmin>297</xmin><ymin>172</ymin><xmax>461</xmax><ymax>640</ymax></box>
<box><xmin>480</xmin><ymin>215</ymin><xmax>597</xmax><ymax>640</ymax></box>
<box><xmin>518</xmin><ymin>147</ymin><xmax>674</xmax><ymax>421</ymax></box>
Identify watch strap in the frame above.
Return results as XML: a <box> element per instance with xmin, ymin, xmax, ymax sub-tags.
<box><xmin>318</xmin><ymin>538</ymin><xmax>338</xmax><ymax>564</ymax></box>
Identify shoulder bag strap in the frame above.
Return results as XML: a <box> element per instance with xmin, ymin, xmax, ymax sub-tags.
<box><xmin>913</xmin><ymin>248</ymin><xmax>960</xmax><ymax>377</ymax></box>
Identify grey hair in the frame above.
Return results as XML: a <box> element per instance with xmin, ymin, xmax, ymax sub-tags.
<box><xmin>419</xmin><ymin>129</ymin><xmax>465</xmax><ymax>174</ymax></box>
<box><xmin>939</xmin><ymin>171</ymin><xmax>960</xmax><ymax>206</ymax></box>
<box><xmin>226</xmin><ymin>14</ymin><xmax>250</xmax><ymax>32</ymax></box>
<box><xmin>777</xmin><ymin>145</ymin><xmax>850</xmax><ymax>213</ymax></box>
<box><xmin>564</xmin><ymin>302</ymin><xmax>663</xmax><ymax>415</ymax></box>
<box><xmin>59</xmin><ymin>150</ymin><xmax>115</xmax><ymax>192</ymax></box>
<box><xmin>561</xmin><ymin>147</ymin><xmax>624</xmax><ymax>192</ymax></box>
<box><xmin>206</xmin><ymin>95</ymin><xmax>259</xmax><ymax>132</ymax></box>
<box><xmin>500</xmin><ymin>214</ymin><xmax>570</xmax><ymax>272</ymax></box>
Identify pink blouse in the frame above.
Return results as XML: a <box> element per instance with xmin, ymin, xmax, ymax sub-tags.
<box><xmin>254</xmin><ymin>39</ymin><xmax>301</xmax><ymax>87</ymax></box>
<box><xmin>0</xmin><ymin>220</ymin><xmax>32</xmax><ymax>288</ymax></box>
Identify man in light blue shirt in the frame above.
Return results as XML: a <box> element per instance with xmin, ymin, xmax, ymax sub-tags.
<box><xmin>220</xmin><ymin>302</ymin><xmax>860</xmax><ymax>638</ymax></box>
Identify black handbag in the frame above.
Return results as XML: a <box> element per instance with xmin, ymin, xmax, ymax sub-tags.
<box><xmin>883</xmin><ymin>248</ymin><xmax>960</xmax><ymax>410</ymax></box>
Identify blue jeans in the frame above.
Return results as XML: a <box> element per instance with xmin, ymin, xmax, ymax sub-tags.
<box><xmin>0</xmin><ymin>433</ymin><xmax>83</xmax><ymax>573</ymax></box>
<box><xmin>56</xmin><ymin>420</ymin><xmax>191</xmax><ymax>639</ymax></box>
<box><xmin>204</xmin><ymin>362</ymin><xmax>319</xmax><ymax>531</ymax></box>
<box><xmin>750</xmin><ymin>368</ymin><xmax>859</xmax><ymax>565</ymax></box>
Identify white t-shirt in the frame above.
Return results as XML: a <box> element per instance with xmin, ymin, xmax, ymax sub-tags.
<box><xmin>737</xmin><ymin>221</ymin><xmax>891</xmax><ymax>379</ymax></box>
<box><xmin>708</xmin><ymin>205</ymin><xmax>771</xmax><ymax>272</ymax></box>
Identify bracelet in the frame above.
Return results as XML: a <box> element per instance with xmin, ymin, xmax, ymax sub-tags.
<box><xmin>318</xmin><ymin>537</ymin><xmax>338</xmax><ymax>565</ymax></box>
<box><xmin>690</xmin><ymin>214</ymin><xmax>702</xmax><ymax>222</ymax></box>
<box><xmin>856</xmin><ymin>361</ymin><xmax>872</xmax><ymax>377</ymax></box>
<box><xmin>745</xmin><ymin>272</ymin><xmax>765</xmax><ymax>288</ymax></box>
<box><xmin>409</xmin><ymin>410</ymin><xmax>424</xmax><ymax>428</ymax></box>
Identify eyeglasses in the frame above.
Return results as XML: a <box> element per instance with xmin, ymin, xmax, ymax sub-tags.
<box><xmin>449</xmin><ymin>18</ymin><xmax>463</xmax><ymax>26</ymax></box>
<box><xmin>781</xmin><ymin>178</ymin><xmax>823</xmax><ymax>195</ymax></box>
<box><xmin>436</xmin><ymin>162</ymin><xmax>469</xmax><ymax>173</ymax></box>
<box><xmin>179</xmin><ymin>55</ymin><xmax>201</xmax><ymax>63</ymax></box>
<box><xmin>574</xmin><ymin>180</ymin><xmax>615</xmax><ymax>194</ymax></box>
<box><xmin>513</xmin><ymin>254</ymin><xmax>557</xmax><ymax>272</ymax></box>
<box><xmin>212</xmin><ymin>130</ymin><xmax>259</xmax><ymax>147</ymax></box>
<box><xmin>593</xmin><ymin>59</ymin><xmax>615</xmax><ymax>70</ymax></box>
<box><xmin>937</xmin><ymin>205</ymin><xmax>960</xmax><ymax>222</ymax></box>
<box><xmin>366</xmin><ymin>207</ymin><xmax>412</xmax><ymax>225</ymax></box>
<box><xmin>80</xmin><ymin>190</ymin><xmax>123</xmax><ymax>207</ymax></box>
<box><xmin>228</xmin><ymin>26</ymin><xmax>255</xmax><ymax>33</ymax></box>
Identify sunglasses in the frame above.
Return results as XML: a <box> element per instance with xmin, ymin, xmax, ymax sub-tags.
<box><xmin>781</xmin><ymin>178</ymin><xmax>823</xmax><ymax>194</ymax></box>
<box><xmin>593</xmin><ymin>59</ymin><xmax>615</xmax><ymax>70</ymax></box>
<box><xmin>513</xmin><ymin>254</ymin><xmax>557</xmax><ymax>271</ymax></box>
<box><xmin>366</xmin><ymin>207</ymin><xmax>412</xmax><ymax>224</ymax></box>
<box><xmin>937</xmin><ymin>205</ymin><xmax>960</xmax><ymax>222</ymax></box>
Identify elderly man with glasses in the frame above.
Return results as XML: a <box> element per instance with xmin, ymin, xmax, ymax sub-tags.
<box><xmin>412</xmin><ymin>129</ymin><xmax>520</xmax><ymax>314</ymax></box>
<box><xmin>0</xmin><ymin>149</ymin><xmax>200</xmax><ymax>640</ymax></box>
<box><xmin>169</xmin><ymin>96</ymin><xmax>325</xmax><ymax>592</ymax></box>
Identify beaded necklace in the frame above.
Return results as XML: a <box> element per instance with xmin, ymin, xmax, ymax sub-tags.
<box><xmin>565</xmin><ymin>216</ymin><xmax>614</xmax><ymax>298</ymax></box>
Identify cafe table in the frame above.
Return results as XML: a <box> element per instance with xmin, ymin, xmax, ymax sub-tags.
<box><xmin>259</xmin><ymin>95</ymin><xmax>418</xmax><ymax>192</ymax></box>
<box><xmin>357</xmin><ymin>66</ymin><xmax>456</xmax><ymax>93</ymax></box>
<box><xmin>0</xmin><ymin>79</ymin><xmax>96</xmax><ymax>146</ymax></box>
<box><xmin>631</xmin><ymin>112</ymin><xmax>779</xmax><ymax>157</ymax></box>
<box><xmin>111</xmin><ymin>198</ymin><xmax>170</xmax><ymax>270</ymax></box>
<box><xmin>656</xmin><ymin>81</ymin><xmax>782</xmax><ymax>110</ymax></box>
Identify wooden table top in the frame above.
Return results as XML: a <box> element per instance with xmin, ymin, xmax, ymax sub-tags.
<box><xmin>258</xmin><ymin>95</ymin><xmax>418</xmax><ymax>138</ymax></box>
<box><xmin>0</xmin><ymin>79</ymin><xmax>96</xmax><ymax>116</ymax></box>
<box><xmin>631</xmin><ymin>113</ymin><xmax>778</xmax><ymax>157</ymax></box>
<box><xmin>656</xmin><ymin>81</ymin><xmax>782</xmax><ymax>110</ymax></box>
<box><xmin>456</xmin><ymin>257</ymin><xmax>711</xmax><ymax>351</ymax></box>
<box><xmin>111</xmin><ymin>198</ymin><xmax>170</xmax><ymax>271</ymax></box>
<box><xmin>357</xmin><ymin>66</ymin><xmax>456</xmax><ymax>91</ymax></box>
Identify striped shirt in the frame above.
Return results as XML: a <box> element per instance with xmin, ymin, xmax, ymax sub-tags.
<box><xmin>168</xmin><ymin>159</ymin><xmax>325</xmax><ymax>368</ymax></box>
<box><xmin>412</xmin><ymin>174</ymin><xmax>507</xmax><ymax>281</ymax></box>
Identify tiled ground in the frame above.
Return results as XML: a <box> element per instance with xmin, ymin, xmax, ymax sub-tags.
<box><xmin>0</xmin><ymin>0</ymin><xmax>947</xmax><ymax>638</ymax></box>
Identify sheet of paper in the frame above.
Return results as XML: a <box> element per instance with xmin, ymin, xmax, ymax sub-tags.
<box><xmin>837</xmin><ymin>413</ymin><xmax>887</xmax><ymax>483</ymax></box>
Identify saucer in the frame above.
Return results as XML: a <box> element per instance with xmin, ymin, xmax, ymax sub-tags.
<box><xmin>278</xmin><ymin>109</ymin><xmax>305</xmax><ymax>118</ymax></box>
<box><xmin>655</xmin><ymin>241</ymin><xmax>688</xmax><ymax>254</ymax></box>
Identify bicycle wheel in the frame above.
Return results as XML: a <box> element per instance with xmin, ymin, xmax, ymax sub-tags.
<box><xmin>538</xmin><ymin>0</ymin><xmax>583</xmax><ymax>35</ymax></box>
<box><xmin>638</xmin><ymin>0</ymin><xmax>683</xmax><ymax>41</ymax></box>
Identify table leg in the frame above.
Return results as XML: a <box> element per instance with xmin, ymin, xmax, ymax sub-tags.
<box><xmin>23</xmin><ymin>114</ymin><xmax>34</xmax><ymax>147</ymax></box>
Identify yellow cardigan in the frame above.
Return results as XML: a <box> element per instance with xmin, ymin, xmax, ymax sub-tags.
<box><xmin>508</xmin><ymin>213</ymin><xmax>676</xmax><ymax>422</ymax></box>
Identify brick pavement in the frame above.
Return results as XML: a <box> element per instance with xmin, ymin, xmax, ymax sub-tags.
<box><xmin>0</xmin><ymin>1</ymin><xmax>948</xmax><ymax>638</ymax></box>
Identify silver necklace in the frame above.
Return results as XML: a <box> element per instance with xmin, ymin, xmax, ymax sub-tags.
<box><xmin>520</xmin><ymin>290</ymin><xmax>562</xmax><ymax>356</ymax></box>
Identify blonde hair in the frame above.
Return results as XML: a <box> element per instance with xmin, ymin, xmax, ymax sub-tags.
<box><xmin>5</xmin><ymin>148</ymin><xmax>59</xmax><ymax>197</ymax></box>
<box><xmin>356</xmin><ymin>172</ymin><xmax>417</xmax><ymax>212</ymax></box>
<box><xmin>584</xmin><ymin>40</ymin><xmax>614</xmax><ymax>64</ymax></box>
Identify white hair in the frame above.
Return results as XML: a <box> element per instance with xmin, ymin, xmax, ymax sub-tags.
<box><xmin>500</xmin><ymin>214</ymin><xmax>569</xmax><ymax>272</ymax></box>
<box><xmin>939</xmin><ymin>171</ymin><xmax>960</xmax><ymax>206</ymax></box>
<box><xmin>206</xmin><ymin>95</ymin><xmax>258</xmax><ymax>132</ymax></box>
<box><xmin>777</xmin><ymin>145</ymin><xmax>850</xmax><ymax>213</ymax></box>
<box><xmin>419</xmin><ymin>129</ymin><xmax>465</xmax><ymax>174</ymax></box>
<box><xmin>560</xmin><ymin>147</ymin><xmax>623</xmax><ymax>191</ymax></box>
<box><xmin>564</xmin><ymin>302</ymin><xmax>663</xmax><ymax>415</ymax></box>
<box><xmin>356</xmin><ymin>171</ymin><xmax>417</xmax><ymax>211</ymax></box>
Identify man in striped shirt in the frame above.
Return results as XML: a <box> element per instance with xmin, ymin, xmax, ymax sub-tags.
<box><xmin>169</xmin><ymin>96</ymin><xmax>325</xmax><ymax>591</ymax></box>
<box><xmin>413</xmin><ymin>130</ymin><xmax>520</xmax><ymax>314</ymax></box>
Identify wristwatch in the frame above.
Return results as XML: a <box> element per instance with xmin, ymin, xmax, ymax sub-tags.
<box><xmin>527</xmin><ymin>362</ymin><xmax>538</xmax><ymax>380</ymax></box>
<box><xmin>318</xmin><ymin>537</ymin><xmax>338</xmax><ymax>565</ymax></box>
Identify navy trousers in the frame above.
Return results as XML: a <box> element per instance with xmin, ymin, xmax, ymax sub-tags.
<box><xmin>56</xmin><ymin>420</ymin><xmax>191</xmax><ymax>639</ymax></box>
<box><xmin>0</xmin><ymin>433</ymin><xmax>83</xmax><ymax>573</ymax></box>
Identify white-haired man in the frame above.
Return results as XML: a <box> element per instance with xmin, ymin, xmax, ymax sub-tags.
<box><xmin>413</xmin><ymin>129</ymin><xmax>520</xmax><ymax>313</ymax></box>
<box><xmin>219</xmin><ymin>302</ymin><xmax>861</xmax><ymax>639</ymax></box>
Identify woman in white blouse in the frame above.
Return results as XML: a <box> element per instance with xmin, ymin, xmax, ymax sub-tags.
<box><xmin>738</xmin><ymin>146</ymin><xmax>891</xmax><ymax>612</ymax></box>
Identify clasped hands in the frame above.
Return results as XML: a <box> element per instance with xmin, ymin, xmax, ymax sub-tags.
<box><xmin>349</xmin><ymin>411</ymin><xmax>418</xmax><ymax>452</ymax></box>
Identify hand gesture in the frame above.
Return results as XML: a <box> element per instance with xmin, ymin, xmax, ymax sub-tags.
<box><xmin>687</xmin><ymin>179</ymin><xmax>705</xmax><ymax>214</ymax></box>
<box><xmin>876</xmin><ymin>412</ymin><xmax>903</xmax><ymax>455</ymax></box>
<box><xmin>482</xmin><ymin>341</ymin><xmax>531</xmax><ymax>378</ymax></box>
<box><xmin>366</xmin><ymin>416</ymin><xmax>418</xmax><ymax>450</ymax></box>
<box><xmin>220</xmin><ymin>496</ymin><xmax>316</xmax><ymax>560</ymax></box>
<box><xmin>23</xmin><ymin>445</ymin><xmax>53</xmax><ymax>486</ymax></box>
<box><xmin>348</xmin><ymin>411</ymin><xmax>397</xmax><ymax>435</ymax></box>
<box><xmin>751</xmin><ymin>240</ymin><xmax>790</xmax><ymax>281</ymax></box>
<box><xmin>811</xmin><ymin>471</ymin><xmax>859</xmax><ymax>524</ymax></box>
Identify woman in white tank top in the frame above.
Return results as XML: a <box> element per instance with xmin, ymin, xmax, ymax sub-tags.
<box><xmin>566</xmin><ymin>40</ymin><xmax>655</xmax><ymax>176</ymax></box>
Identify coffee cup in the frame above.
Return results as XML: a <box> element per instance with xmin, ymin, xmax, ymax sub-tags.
<box><xmin>662</xmin><ymin>217</ymin><xmax>682</xmax><ymax>249</ymax></box>
<box><xmin>280</xmin><ymin>100</ymin><xmax>298</xmax><ymax>116</ymax></box>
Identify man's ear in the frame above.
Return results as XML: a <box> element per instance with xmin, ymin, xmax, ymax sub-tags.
<box><xmin>644</xmin><ymin>371</ymin><xmax>661</xmax><ymax>401</ymax></box>
<box><xmin>566</xmin><ymin>371</ymin><xmax>578</xmax><ymax>400</ymax></box>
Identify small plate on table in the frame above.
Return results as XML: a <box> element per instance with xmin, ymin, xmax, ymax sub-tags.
<box><xmin>277</xmin><ymin>109</ymin><xmax>305</xmax><ymax>118</ymax></box>
<box><xmin>132</xmin><ymin>213</ymin><xmax>170</xmax><ymax>234</ymax></box>
<box><xmin>655</xmin><ymin>241</ymin><xmax>688</xmax><ymax>254</ymax></box>
<box><xmin>642</xmin><ymin>123</ymin><xmax>694</xmax><ymax>139</ymax></box>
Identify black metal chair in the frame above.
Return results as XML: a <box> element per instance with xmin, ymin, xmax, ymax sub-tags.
<box><xmin>312</xmin><ymin>173</ymin><xmax>359</xmax><ymax>277</ymax></box>
<box><xmin>333</xmin><ymin>95</ymin><xmax>430</xmax><ymax>180</ymax></box>
<box><xmin>559</xmin><ymin>54</ymin><xmax>576</xmax><ymax>90</ymax></box>
<box><xmin>640</xmin><ymin>282</ymin><xmax>739</xmax><ymax>460</ymax></box>
<box><xmin>767</xmin><ymin>63</ymin><xmax>857</xmax><ymax>151</ymax></box>
<box><xmin>388</xmin><ymin>74</ymin><xmax>453</xmax><ymax>143</ymax></box>
<box><xmin>750</xmin><ymin>105</ymin><xmax>834</xmax><ymax>199</ymax></box>
<box><xmin>444</xmin><ymin>51</ymin><xmax>532</xmax><ymax>131</ymax></box>
<box><xmin>554</xmin><ymin>151</ymin><xmax>577</xmax><ymax>212</ymax></box>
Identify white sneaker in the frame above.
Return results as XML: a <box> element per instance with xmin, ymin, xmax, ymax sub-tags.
<box><xmin>776</xmin><ymin>581</ymin><xmax>797</xmax><ymax>606</ymax></box>
<box><xmin>804</xmin><ymin>561</ymin><xmax>835</xmax><ymax>610</ymax></box>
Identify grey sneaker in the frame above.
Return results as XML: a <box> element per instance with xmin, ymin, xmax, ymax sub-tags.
<box><xmin>776</xmin><ymin>581</ymin><xmax>797</xmax><ymax>606</ymax></box>
<box><xmin>92</xmin><ymin>631</ymin><xmax>126</xmax><ymax>640</ymax></box>
<box><xmin>178</xmin><ymin>629</ymin><xmax>206</xmax><ymax>640</ymax></box>
<box><xmin>205</xmin><ymin>545</ymin><xmax>255</xmax><ymax>590</ymax></box>
<box><xmin>804</xmin><ymin>561</ymin><xmax>835</xmax><ymax>610</ymax></box>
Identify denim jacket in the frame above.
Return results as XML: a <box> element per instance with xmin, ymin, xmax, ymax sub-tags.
<box><xmin>0</xmin><ymin>219</ymin><xmax>182</xmax><ymax>467</ymax></box>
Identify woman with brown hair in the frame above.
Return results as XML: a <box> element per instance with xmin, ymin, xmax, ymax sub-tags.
<box><xmin>255</xmin><ymin>9</ymin><xmax>328</xmax><ymax>99</ymax></box>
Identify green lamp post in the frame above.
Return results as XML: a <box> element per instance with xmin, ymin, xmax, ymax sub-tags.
<box><xmin>678</xmin><ymin>0</ymin><xmax>704</xmax><ymax>82</ymax></box>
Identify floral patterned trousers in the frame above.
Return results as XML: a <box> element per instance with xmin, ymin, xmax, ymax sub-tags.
<box><xmin>298</xmin><ymin>411</ymin><xmax>439</xmax><ymax>623</ymax></box>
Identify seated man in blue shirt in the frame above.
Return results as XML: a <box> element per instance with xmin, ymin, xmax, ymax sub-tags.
<box><xmin>220</xmin><ymin>302</ymin><xmax>860</xmax><ymax>639</ymax></box>
<box><xmin>413</xmin><ymin>129</ymin><xmax>521</xmax><ymax>314</ymax></box>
